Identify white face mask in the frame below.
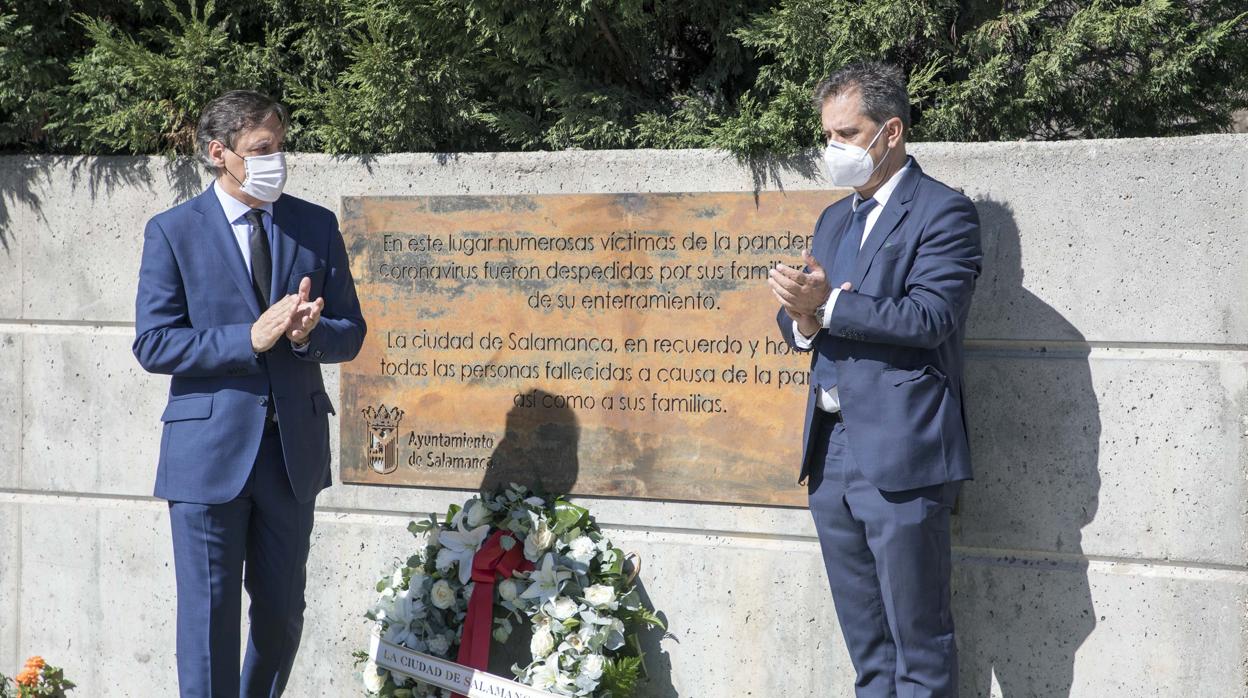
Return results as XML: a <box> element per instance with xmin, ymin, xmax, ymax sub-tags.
<box><xmin>226</xmin><ymin>149</ymin><xmax>287</xmax><ymax>203</ymax></box>
<box><xmin>822</xmin><ymin>123</ymin><xmax>891</xmax><ymax>188</ymax></box>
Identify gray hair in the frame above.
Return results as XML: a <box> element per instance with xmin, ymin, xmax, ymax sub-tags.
<box><xmin>195</xmin><ymin>90</ymin><xmax>290</xmax><ymax>170</ymax></box>
<box><xmin>812</xmin><ymin>62</ymin><xmax>911</xmax><ymax>130</ymax></box>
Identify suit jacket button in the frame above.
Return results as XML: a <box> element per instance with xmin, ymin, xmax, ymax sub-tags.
<box><xmin>314</xmin><ymin>350</ymin><xmax>323</xmax><ymax>358</ymax></box>
<box><xmin>259</xmin><ymin>397</ymin><xmax>269</xmax><ymax>406</ymax></box>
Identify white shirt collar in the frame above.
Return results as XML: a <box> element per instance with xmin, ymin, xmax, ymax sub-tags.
<box><xmin>213</xmin><ymin>180</ymin><xmax>273</xmax><ymax>224</ymax></box>
<box><xmin>853</xmin><ymin>156</ymin><xmax>913</xmax><ymax>211</ymax></box>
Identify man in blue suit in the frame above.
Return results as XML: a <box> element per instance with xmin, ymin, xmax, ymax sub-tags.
<box><xmin>133</xmin><ymin>91</ymin><xmax>366</xmax><ymax>697</ymax></box>
<box><xmin>770</xmin><ymin>63</ymin><xmax>982</xmax><ymax>697</ymax></box>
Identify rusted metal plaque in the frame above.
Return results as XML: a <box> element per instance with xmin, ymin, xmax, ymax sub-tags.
<box><xmin>340</xmin><ymin>190</ymin><xmax>849</xmax><ymax>507</ymax></box>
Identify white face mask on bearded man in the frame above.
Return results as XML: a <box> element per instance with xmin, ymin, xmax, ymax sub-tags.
<box><xmin>822</xmin><ymin>122</ymin><xmax>891</xmax><ymax>188</ymax></box>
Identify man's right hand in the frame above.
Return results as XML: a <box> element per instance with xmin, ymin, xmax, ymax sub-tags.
<box><xmin>250</xmin><ymin>294</ymin><xmax>300</xmax><ymax>353</ymax></box>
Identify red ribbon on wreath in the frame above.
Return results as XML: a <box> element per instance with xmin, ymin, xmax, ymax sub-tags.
<box><xmin>453</xmin><ymin>529</ymin><xmax>534</xmax><ymax>698</ymax></box>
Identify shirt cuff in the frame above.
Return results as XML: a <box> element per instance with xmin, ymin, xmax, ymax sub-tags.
<box><xmin>793</xmin><ymin>321</ymin><xmax>815</xmax><ymax>348</ymax></box>
<box><xmin>820</xmin><ymin>288</ymin><xmax>841</xmax><ymax>328</ymax></box>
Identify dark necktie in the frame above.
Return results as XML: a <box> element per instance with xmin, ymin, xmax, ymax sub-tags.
<box><xmin>244</xmin><ymin>208</ymin><xmax>271</xmax><ymax>309</ymax></box>
<box><xmin>813</xmin><ymin>197</ymin><xmax>878</xmax><ymax>392</ymax></box>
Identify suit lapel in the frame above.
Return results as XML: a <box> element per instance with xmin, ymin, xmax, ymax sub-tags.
<box><xmin>191</xmin><ymin>188</ymin><xmax>262</xmax><ymax>318</ymax></box>
<box><xmin>270</xmin><ymin>196</ymin><xmax>299</xmax><ymax>304</ymax></box>
<box><xmin>849</xmin><ymin>162</ymin><xmax>922</xmax><ymax>288</ymax></box>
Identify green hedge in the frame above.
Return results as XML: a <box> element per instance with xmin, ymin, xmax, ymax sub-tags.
<box><xmin>2</xmin><ymin>0</ymin><xmax>1246</xmax><ymax>157</ymax></box>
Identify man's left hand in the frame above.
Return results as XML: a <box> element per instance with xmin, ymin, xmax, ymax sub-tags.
<box><xmin>768</xmin><ymin>249</ymin><xmax>831</xmax><ymax>316</ymax></box>
<box><xmin>287</xmin><ymin>276</ymin><xmax>324</xmax><ymax>346</ymax></box>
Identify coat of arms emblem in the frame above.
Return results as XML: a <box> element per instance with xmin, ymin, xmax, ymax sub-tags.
<box><xmin>362</xmin><ymin>404</ymin><xmax>405</xmax><ymax>474</ymax></box>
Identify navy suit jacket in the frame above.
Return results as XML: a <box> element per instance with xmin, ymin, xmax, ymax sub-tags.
<box><xmin>777</xmin><ymin>159</ymin><xmax>982</xmax><ymax>491</ymax></box>
<box><xmin>134</xmin><ymin>187</ymin><xmax>366</xmax><ymax>504</ymax></box>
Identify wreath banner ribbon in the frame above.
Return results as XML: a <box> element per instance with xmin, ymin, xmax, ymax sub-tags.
<box><xmin>370</xmin><ymin>633</ymin><xmax>562</xmax><ymax>698</ymax></box>
<box><xmin>454</xmin><ymin>530</ymin><xmax>535</xmax><ymax>698</ymax></box>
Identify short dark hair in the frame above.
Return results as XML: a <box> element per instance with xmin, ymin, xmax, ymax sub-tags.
<box><xmin>812</xmin><ymin>62</ymin><xmax>911</xmax><ymax>130</ymax></box>
<box><xmin>195</xmin><ymin>90</ymin><xmax>290</xmax><ymax>170</ymax></box>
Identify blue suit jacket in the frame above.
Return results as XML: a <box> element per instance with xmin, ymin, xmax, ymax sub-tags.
<box><xmin>777</xmin><ymin>159</ymin><xmax>982</xmax><ymax>491</ymax></box>
<box><xmin>134</xmin><ymin>187</ymin><xmax>366</xmax><ymax>504</ymax></box>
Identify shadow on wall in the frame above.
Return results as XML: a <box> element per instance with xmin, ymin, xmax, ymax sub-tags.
<box><xmin>0</xmin><ymin>156</ymin><xmax>50</xmax><ymax>253</ymax></box>
<box><xmin>478</xmin><ymin>388</ymin><xmax>581</xmax><ymax>495</ymax></box>
<box><xmin>954</xmin><ymin>199</ymin><xmax>1102</xmax><ymax>697</ymax></box>
<box><xmin>0</xmin><ymin>156</ymin><xmax>204</xmax><ymax>253</ymax></box>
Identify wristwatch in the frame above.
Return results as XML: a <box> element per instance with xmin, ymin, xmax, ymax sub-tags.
<box><xmin>813</xmin><ymin>292</ymin><xmax>832</xmax><ymax>324</ymax></box>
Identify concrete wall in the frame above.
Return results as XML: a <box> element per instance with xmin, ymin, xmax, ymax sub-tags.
<box><xmin>1</xmin><ymin>136</ymin><xmax>1245</xmax><ymax>696</ymax></box>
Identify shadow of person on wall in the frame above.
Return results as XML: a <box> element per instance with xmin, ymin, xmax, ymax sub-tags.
<box><xmin>953</xmin><ymin>199</ymin><xmax>1101</xmax><ymax>697</ymax></box>
<box><xmin>478</xmin><ymin>388</ymin><xmax>581</xmax><ymax>496</ymax></box>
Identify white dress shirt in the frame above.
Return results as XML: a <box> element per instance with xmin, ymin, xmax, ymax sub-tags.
<box><xmin>794</xmin><ymin>160</ymin><xmax>913</xmax><ymax>412</ymax></box>
<box><xmin>213</xmin><ymin>180</ymin><xmax>274</xmax><ymax>277</ymax></box>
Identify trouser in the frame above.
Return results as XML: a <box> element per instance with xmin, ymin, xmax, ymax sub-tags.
<box><xmin>807</xmin><ymin>411</ymin><xmax>961</xmax><ymax>698</ymax></box>
<box><xmin>168</xmin><ymin>427</ymin><xmax>317</xmax><ymax>698</ymax></box>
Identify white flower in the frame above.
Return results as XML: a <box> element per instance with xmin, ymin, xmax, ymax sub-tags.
<box><xmin>396</xmin><ymin>586</ymin><xmax>428</xmax><ymax>623</ymax></box>
<box><xmin>524</xmin><ymin>518</ymin><xmax>558</xmax><ymax>561</ymax></box>
<box><xmin>575</xmin><ymin>672</ymin><xmax>599</xmax><ymax>694</ymax></box>
<box><xmin>530</xmin><ymin>626</ymin><xmax>556</xmax><ymax>658</ymax></box>
<box><xmin>579</xmin><ymin>654</ymin><xmax>605</xmax><ymax>680</ymax></box>
<box><xmin>430</xmin><ymin>580</ymin><xmax>456</xmax><ymax>610</ymax></box>
<box><xmin>521</xmin><ymin>554</ymin><xmax>571</xmax><ymax>606</ymax></box>
<box><xmin>498</xmin><ymin>578</ymin><xmax>520</xmax><ymax>602</ymax></box>
<box><xmin>435</xmin><ymin>522</ymin><xmax>491</xmax><ymax>585</ymax></box>
<box><xmin>567</xmin><ymin>536</ymin><xmax>597</xmax><ymax>566</ymax></box>
<box><xmin>464</xmin><ymin>499</ymin><xmax>492</xmax><ymax>527</ymax></box>
<box><xmin>528</xmin><ymin>653</ymin><xmax>576</xmax><ymax>693</ymax></box>
<box><xmin>383</xmin><ymin>617</ymin><xmax>419</xmax><ymax>648</ymax></box>
<box><xmin>583</xmin><ymin>584</ymin><xmax>617</xmax><ymax>609</ymax></box>
<box><xmin>428</xmin><ymin>633</ymin><xmax>451</xmax><ymax>656</ymax></box>
<box><xmin>362</xmin><ymin>660</ymin><xmax>387</xmax><ymax>693</ymax></box>
<box><xmin>548</xmin><ymin>596</ymin><xmax>579</xmax><ymax>621</ymax></box>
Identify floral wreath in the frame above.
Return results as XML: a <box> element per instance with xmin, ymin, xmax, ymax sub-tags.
<box><xmin>355</xmin><ymin>484</ymin><xmax>663</xmax><ymax>697</ymax></box>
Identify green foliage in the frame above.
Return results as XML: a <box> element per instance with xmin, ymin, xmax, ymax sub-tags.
<box><xmin>1</xmin><ymin>0</ymin><xmax>1245</xmax><ymax>157</ymax></box>
<box><xmin>599</xmin><ymin>655</ymin><xmax>642</xmax><ymax>697</ymax></box>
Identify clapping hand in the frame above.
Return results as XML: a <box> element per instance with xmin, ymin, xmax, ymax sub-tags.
<box><xmin>286</xmin><ymin>276</ymin><xmax>324</xmax><ymax>347</ymax></box>
<box><xmin>250</xmin><ymin>294</ymin><xmax>300</xmax><ymax>353</ymax></box>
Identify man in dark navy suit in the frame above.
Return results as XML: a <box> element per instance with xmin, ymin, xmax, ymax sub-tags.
<box><xmin>133</xmin><ymin>91</ymin><xmax>366</xmax><ymax>697</ymax></box>
<box><xmin>770</xmin><ymin>63</ymin><xmax>982</xmax><ymax>697</ymax></box>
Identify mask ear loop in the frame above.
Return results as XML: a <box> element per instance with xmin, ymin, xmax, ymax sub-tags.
<box><xmin>220</xmin><ymin>144</ymin><xmax>248</xmax><ymax>189</ymax></box>
<box><xmin>864</xmin><ymin>121</ymin><xmax>894</xmax><ymax>176</ymax></box>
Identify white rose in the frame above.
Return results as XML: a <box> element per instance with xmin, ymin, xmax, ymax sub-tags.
<box><xmin>428</xmin><ymin>634</ymin><xmax>451</xmax><ymax>656</ymax></box>
<box><xmin>567</xmin><ymin>536</ymin><xmax>597</xmax><ymax>565</ymax></box>
<box><xmin>579</xmin><ymin>653</ymin><xmax>605</xmax><ymax>680</ymax></box>
<box><xmin>498</xmin><ymin>578</ymin><xmax>520</xmax><ymax>602</ymax></box>
<box><xmin>362</xmin><ymin>660</ymin><xmax>387</xmax><ymax>693</ymax></box>
<box><xmin>549</xmin><ymin>596</ymin><xmax>579</xmax><ymax>621</ymax></box>
<box><xmin>430</xmin><ymin>580</ymin><xmax>456</xmax><ymax>610</ymax></box>
<box><xmin>530</xmin><ymin>626</ymin><xmax>556</xmax><ymax>658</ymax></box>
<box><xmin>465</xmin><ymin>500</ymin><xmax>491</xmax><ymax>527</ymax></box>
<box><xmin>524</xmin><ymin>520</ymin><xmax>557</xmax><ymax>561</ymax></box>
<box><xmin>583</xmin><ymin>584</ymin><xmax>617</xmax><ymax>609</ymax></box>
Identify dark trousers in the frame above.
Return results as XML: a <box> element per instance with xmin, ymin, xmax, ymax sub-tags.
<box><xmin>807</xmin><ymin>411</ymin><xmax>961</xmax><ymax>698</ymax></box>
<box><xmin>168</xmin><ymin>428</ymin><xmax>317</xmax><ymax>698</ymax></box>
